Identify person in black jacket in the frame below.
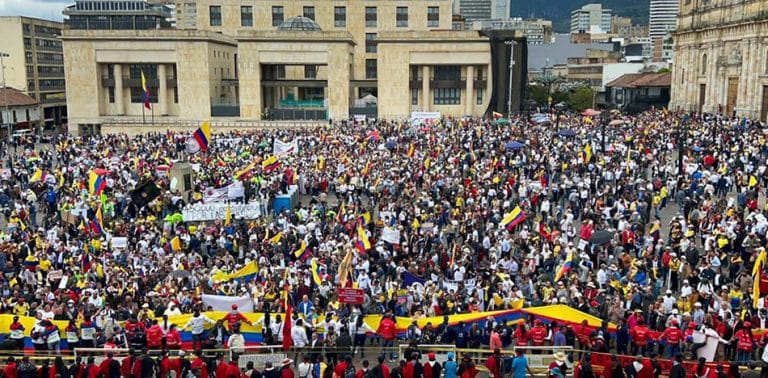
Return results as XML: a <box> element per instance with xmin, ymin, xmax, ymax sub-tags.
<box><xmin>669</xmin><ymin>355</ymin><xmax>686</xmax><ymax>378</ymax></box>
<box><xmin>579</xmin><ymin>354</ymin><xmax>595</xmax><ymax>378</ymax></box>
<box><xmin>18</xmin><ymin>356</ymin><xmax>38</xmax><ymax>378</ymax></box>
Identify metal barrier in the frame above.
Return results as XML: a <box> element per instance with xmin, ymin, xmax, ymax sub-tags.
<box><xmin>229</xmin><ymin>345</ymin><xmax>286</xmax><ymax>369</ymax></box>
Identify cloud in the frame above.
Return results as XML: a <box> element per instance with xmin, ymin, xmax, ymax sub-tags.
<box><xmin>0</xmin><ymin>0</ymin><xmax>69</xmax><ymax>21</ymax></box>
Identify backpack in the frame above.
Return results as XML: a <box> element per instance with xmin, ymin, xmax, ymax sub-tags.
<box><xmin>344</xmin><ymin>365</ymin><xmax>356</xmax><ymax>378</ymax></box>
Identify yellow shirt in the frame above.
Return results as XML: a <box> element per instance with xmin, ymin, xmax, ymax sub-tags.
<box><xmin>39</xmin><ymin>259</ymin><xmax>51</xmax><ymax>272</ymax></box>
<box><xmin>13</xmin><ymin>303</ymin><xmax>29</xmax><ymax>316</ymax></box>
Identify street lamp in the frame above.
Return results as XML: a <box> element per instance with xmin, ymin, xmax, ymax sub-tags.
<box><xmin>0</xmin><ymin>52</ymin><xmax>9</xmax><ymax>142</ymax></box>
<box><xmin>505</xmin><ymin>40</ymin><xmax>516</xmax><ymax>118</ymax></box>
<box><xmin>553</xmin><ymin>102</ymin><xmax>566</xmax><ymax>130</ymax></box>
<box><xmin>678</xmin><ymin>114</ymin><xmax>689</xmax><ymax>177</ymax></box>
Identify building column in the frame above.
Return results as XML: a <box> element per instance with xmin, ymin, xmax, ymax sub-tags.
<box><xmin>158</xmin><ymin>64</ymin><xmax>168</xmax><ymax>116</ymax></box>
<box><xmin>465</xmin><ymin>65</ymin><xmax>475</xmax><ymax>115</ymax></box>
<box><xmin>114</xmin><ymin>64</ymin><xmax>125</xmax><ymax>115</ymax></box>
<box><xmin>422</xmin><ymin>66</ymin><xmax>430</xmax><ymax>111</ymax></box>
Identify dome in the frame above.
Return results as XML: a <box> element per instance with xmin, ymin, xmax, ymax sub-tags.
<box><xmin>277</xmin><ymin>16</ymin><xmax>322</xmax><ymax>31</ymax></box>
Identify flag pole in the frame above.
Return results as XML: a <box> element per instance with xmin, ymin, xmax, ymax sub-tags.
<box><xmin>142</xmin><ymin>102</ymin><xmax>146</xmax><ymax>124</ymax></box>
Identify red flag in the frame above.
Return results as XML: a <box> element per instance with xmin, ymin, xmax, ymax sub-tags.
<box><xmin>282</xmin><ymin>301</ymin><xmax>293</xmax><ymax>352</ymax></box>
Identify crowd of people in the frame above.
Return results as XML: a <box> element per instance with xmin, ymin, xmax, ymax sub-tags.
<box><xmin>0</xmin><ymin>108</ymin><xmax>766</xmax><ymax>378</ymax></box>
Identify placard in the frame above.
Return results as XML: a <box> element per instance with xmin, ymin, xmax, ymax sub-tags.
<box><xmin>112</xmin><ymin>237</ymin><xmax>128</xmax><ymax>249</ymax></box>
<box><xmin>183</xmin><ymin>203</ymin><xmax>262</xmax><ymax>222</ymax></box>
<box><xmin>238</xmin><ymin>353</ymin><xmax>287</xmax><ymax>369</ymax></box>
<box><xmin>337</xmin><ymin>288</ymin><xmax>365</xmax><ymax>304</ymax></box>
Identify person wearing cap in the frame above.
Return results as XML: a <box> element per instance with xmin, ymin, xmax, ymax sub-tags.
<box><xmin>223</xmin><ymin>304</ymin><xmax>253</xmax><ymax>331</ymax></box>
<box><xmin>660</xmin><ymin>319</ymin><xmax>684</xmax><ymax>358</ymax></box>
<box><xmin>183</xmin><ymin>308</ymin><xmax>217</xmax><ymax>351</ymax></box>
<box><xmin>733</xmin><ymin>321</ymin><xmax>755</xmax><ymax>362</ymax></box>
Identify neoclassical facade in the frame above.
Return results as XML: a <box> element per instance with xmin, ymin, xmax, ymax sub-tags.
<box><xmin>670</xmin><ymin>0</ymin><xmax>768</xmax><ymax>120</ymax></box>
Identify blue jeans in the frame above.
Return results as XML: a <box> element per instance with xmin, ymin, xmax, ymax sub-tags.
<box><xmin>737</xmin><ymin>350</ymin><xmax>752</xmax><ymax>362</ymax></box>
<box><xmin>380</xmin><ymin>339</ymin><xmax>396</xmax><ymax>361</ymax></box>
<box><xmin>666</xmin><ymin>344</ymin><xmax>680</xmax><ymax>359</ymax></box>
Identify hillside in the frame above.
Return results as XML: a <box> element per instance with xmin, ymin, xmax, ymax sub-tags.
<box><xmin>512</xmin><ymin>0</ymin><xmax>650</xmax><ymax>33</ymax></box>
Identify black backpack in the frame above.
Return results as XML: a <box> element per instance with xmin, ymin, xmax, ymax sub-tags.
<box><xmin>344</xmin><ymin>365</ymin><xmax>356</xmax><ymax>378</ymax></box>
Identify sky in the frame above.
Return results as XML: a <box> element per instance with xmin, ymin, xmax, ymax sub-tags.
<box><xmin>0</xmin><ymin>0</ymin><xmax>68</xmax><ymax>21</ymax></box>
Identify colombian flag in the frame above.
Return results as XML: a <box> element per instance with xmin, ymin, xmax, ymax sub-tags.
<box><xmin>407</xmin><ymin>143</ymin><xmax>415</xmax><ymax>158</ymax></box>
<box><xmin>88</xmin><ymin>171</ymin><xmax>107</xmax><ymax>196</ymax></box>
<box><xmin>753</xmin><ymin>248</ymin><xmax>767</xmax><ymax>308</ymax></box>
<box><xmin>171</xmin><ymin>236</ymin><xmax>182</xmax><ymax>251</ymax></box>
<box><xmin>355</xmin><ymin>223</ymin><xmax>371</xmax><ymax>253</ymax></box>
<box><xmin>500</xmin><ymin>206</ymin><xmax>526</xmax><ymax>230</ymax></box>
<box><xmin>268</xmin><ymin>232</ymin><xmax>283</xmax><ymax>245</ymax></box>
<box><xmin>555</xmin><ymin>251</ymin><xmax>574</xmax><ymax>282</ymax></box>
<box><xmin>224</xmin><ymin>203</ymin><xmax>232</xmax><ymax>226</ymax></box>
<box><xmin>141</xmin><ymin>70</ymin><xmax>151</xmax><ymax>110</ymax></box>
<box><xmin>310</xmin><ymin>258</ymin><xmax>324</xmax><ymax>286</ymax></box>
<box><xmin>193</xmin><ymin>121</ymin><xmax>212</xmax><ymax>152</ymax></box>
<box><xmin>262</xmin><ymin>155</ymin><xmax>280</xmax><ymax>173</ymax></box>
<box><xmin>584</xmin><ymin>143</ymin><xmax>592</xmax><ymax>164</ymax></box>
<box><xmin>30</xmin><ymin>169</ymin><xmax>43</xmax><ymax>183</ymax></box>
<box><xmin>91</xmin><ymin>206</ymin><xmax>104</xmax><ymax>235</ymax></box>
<box><xmin>336</xmin><ymin>201</ymin><xmax>345</xmax><ymax>224</ymax></box>
<box><xmin>294</xmin><ymin>240</ymin><xmax>310</xmax><ymax>262</ymax></box>
<box><xmin>211</xmin><ymin>261</ymin><xmax>259</xmax><ymax>283</ymax></box>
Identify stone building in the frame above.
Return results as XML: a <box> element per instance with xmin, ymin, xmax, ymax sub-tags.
<box><xmin>62</xmin><ymin>0</ymin><xmax>528</xmax><ymax>135</ymax></box>
<box><xmin>670</xmin><ymin>0</ymin><xmax>768</xmax><ymax>120</ymax></box>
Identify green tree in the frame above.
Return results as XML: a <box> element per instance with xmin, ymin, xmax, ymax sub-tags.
<box><xmin>566</xmin><ymin>87</ymin><xmax>595</xmax><ymax>111</ymax></box>
<box><xmin>529</xmin><ymin>85</ymin><xmax>549</xmax><ymax>106</ymax></box>
<box><xmin>657</xmin><ymin>67</ymin><xmax>671</xmax><ymax>73</ymax></box>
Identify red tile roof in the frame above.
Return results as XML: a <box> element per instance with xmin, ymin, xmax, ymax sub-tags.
<box><xmin>606</xmin><ymin>72</ymin><xmax>671</xmax><ymax>88</ymax></box>
<box><xmin>0</xmin><ymin>87</ymin><xmax>38</xmax><ymax>107</ymax></box>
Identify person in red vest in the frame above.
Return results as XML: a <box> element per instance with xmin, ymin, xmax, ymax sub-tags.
<box><xmin>630</xmin><ymin>320</ymin><xmax>651</xmax><ymax>356</ymax></box>
<box><xmin>166</xmin><ymin>324</ymin><xmax>182</xmax><ymax>350</ymax></box>
<box><xmin>131</xmin><ymin>351</ymin><xmax>144</xmax><ymax>378</ymax></box>
<box><xmin>530</xmin><ymin>320</ymin><xmax>548</xmax><ymax>348</ymax></box>
<box><xmin>100</xmin><ymin>352</ymin><xmax>121</xmax><ymax>378</ymax></box>
<box><xmin>191</xmin><ymin>350</ymin><xmax>209</xmax><ymax>378</ymax></box>
<box><xmin>121</xmin><ymin>350</ymin><xmax>135</xmax><ymax>378</ymax></box>
<box><xmin>160</xmin><ymin>352</ymin><xmax>174</xmax><ymax>378</ymax></box>
<box><xmin>484</xmin><ymin>349</ymin><xmax>501</xmax><ymax>378</ymax></box>
<box><xmin>458</xmin><ymin>355</ymin><xmax>477</xmax><ymax>378</ymax></box>
<box><xmin>734</xmin><ymin>321</ymin><xmax>755</xmax><ymax>362</ymax></box>
<box><xmin>86</xmin><ymin>357</ymin><xmax>100</xmax><ymax>378</ymax></box>
<box><xmin>376</xmin><ymin>314</ymin><xmax>397</xmax><ymax>362</ymax></box>
<box><xmin>223</xmin><ymin>304</ymin><xmax>253</xmax><ymax>331</ymax></box>
<box><xmin>513</xmin><ymin>323</ymin><xmax>529</xmax><ymax>348</ymax></box>
<box><xmin>215</xmin><ymin>353</ymin><xmax>229</xmax><ymax>378</ymax></box>
<box><xmin>621</xmin><ymin>227</ymin><xmax>636</xmax><ymax>253</ymax></box>
<box><xmin>9</xmin><ymin>316</ymin><xmax>25</xmax><ymax>350</ymax></box>
<box><xmin>423</xmin><ymin>353</ymin><xmax>442</xmax><ymax>378</ymax></box>
<box><xmin>4</xmin><ymin>356</ymin><xmax>17</xmax><ymax>378</ymax></box>
<box><xmin>574</xmin><ymin>320</ymin><xmax>592</xmax><ymax>351</ymax></box>
<box><xmin>146</xmin><ymin>320</ymin><xmax>164</xmax><ymax>350</ymax></box>
<box><xmin>661</xmin><ymin>320</ymin><xmax>684</xmax><ymax>358</ymax></box>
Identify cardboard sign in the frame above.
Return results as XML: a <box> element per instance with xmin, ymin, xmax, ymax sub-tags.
<box><xmin>337</xmin><ymin>288</ymin><xmax>365</xmax><ymax>304</ymax></box>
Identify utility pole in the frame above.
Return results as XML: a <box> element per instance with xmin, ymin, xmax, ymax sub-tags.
<box><xmin>0</xmin><ymin>52</ymin><xmax>9</xmax><ymax>142</ymax></box>
<box><xmin>505</xmin><ymin>40</ymin><xmax>516</xmax><ymax>118</ymax></box>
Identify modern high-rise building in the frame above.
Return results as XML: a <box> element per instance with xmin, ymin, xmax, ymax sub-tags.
<box><xmin>0</xmin><ymin>16</ymin><xmax>68</xmax><ymax>129</ymax></box>
<box><xmin>62</xmin><ymin>0</ymin><xmax>173</xmax><ymax>30</ymax></box>
<box><xmin>453</xmin><ymin>0</ymin><xmax>509</xmax><ymax>22</ymax></box>
<box><xmin>648</xmin><ymin>0</ymin><xmax>679</xmax><ymax>42</ymax></box>
<box><xmin>570</xmin><ymin>4</ymin><xmax>612</xmax><ymax>34</ymax></box>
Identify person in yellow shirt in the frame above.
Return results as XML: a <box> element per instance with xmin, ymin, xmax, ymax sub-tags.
<box><xmin>13</xmin><ymin>298</ymin><xmax>29</xmax><ymax>316</ymax></box>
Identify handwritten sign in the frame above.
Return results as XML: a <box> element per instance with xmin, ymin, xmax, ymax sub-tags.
<box><xmin>182</xmin><ymin>203</ymin><xmax>262</xmax><ymax>222</ymax></box>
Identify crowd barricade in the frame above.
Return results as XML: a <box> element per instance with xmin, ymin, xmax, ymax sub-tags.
<box><xmin>580</xmin><ymin>351</ymin><xmax>734</xmax><ymax>378</ymax></box>
<box><xmin>397</xmin><ymin>344</ymin><xmax>457</xmax><ymax>364</ymax></box>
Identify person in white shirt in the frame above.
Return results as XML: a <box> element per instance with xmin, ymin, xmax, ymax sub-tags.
<box><xmin>228</xmin><ymin>325</ymin><xmax>246</xmax><ymax>354</ymax></box>
<box><xmin>291</xmin><ymin>318</ymin><xmax>309</xmax><ymax>347</ymax></box>
<box><xmin>183</xmin><ymin>309</ymin><xmax>216</xmax><ymax>350</ymax></box>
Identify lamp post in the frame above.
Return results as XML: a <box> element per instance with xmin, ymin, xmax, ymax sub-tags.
<box><xmin>678</xmin><ymin>114</ymin><xmax>689</xmax><ymax>177</ymax></box>
<box><xmin>505</xmin><ymin>40</ymin><xmax>516</xmax><ymax>118</ymax></box>
<box><xmin>0</xmin><ymin>52</ymin><xmax>9</xmax><ymax>142</ymax></box>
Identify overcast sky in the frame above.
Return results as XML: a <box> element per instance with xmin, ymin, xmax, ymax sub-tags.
<box><xmin>0</xmin><ymin>0</ymin><xmax>68</xmax><ymax>21</ymax></box>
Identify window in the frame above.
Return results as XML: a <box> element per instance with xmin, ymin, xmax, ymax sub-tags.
<box><xmin>701</xmin><ymin>54</ymin><xmax>707</xmax><ymax>75</ymax></box>
<box><xmin>433</xmin><ymin>66</ymin><xmax>461</xmax><ymax>80</ymax></box>
<box><xmin>272</xmin><ymin>6</ymin><xmax>284</xmax><ymax>26</ymax></box>
<box><xmin>334</xmin><ymin>7</ymin><xmax>346</xmax><ymax>27</ymax></box>
<box><xmin>411</xmin><ymin>89</ymin><xmax>419</xmax><ymax>105</ymax></box>
<box><xmin>277</xmin><ymin>65</ymin><xmax>285</xmax><ymax>79</ymax></box>
<box><xmin>241</xmin><ymin>6</ymin><xmax>253</xmax><ymax>27</ymax></box>
<box><xmin>209</xmin><ymin>6</ymin><xmax>221</xmax><ymax>26</ymax></box>
<box><xmin>108</xmin><ymin>87</ymin><xmax>115</xmax><ymax>103</ymax></box>
<box><xmin>427</xmin><ymin>6</ymin><xmax>439</xmax><ymax>28</ymax></box>
<box><xmin>365</xmin><ymin>59</ymin><xmax>377</xmax><ymax>79</ymax></box>
<box><xmin>396</xmin><ymin>7</ymin><xmax>408</xmax><ymax>28</ymax></box>
<box><xmin>303</xmin><ymin>6</ymin><xmax>315</xmax><ymax>21</ymax></box>
<box><xmin>305</xmin><ymin>65</ymin><xmax>317</xmax><ymax>79</ymax></box>
<box><xmin>128</xmin><ymin>64</ymin><xmax>158</xmax><ymax>103</ymax></box>
<box><xmin>434</xmin><ymin>88</ymin><xmax>460</xmax><ymax>105</ymax></box>
<box><xmin>365</xmin><ymin>7</ymin><xmax>377</xmax><ymax>28</ymax></box>
<box><xmin>365</xmin><ymin>33</ymin><xmax>377</xmax><ymax>53</ymax></box>
<box><xmin>476</xmin><ymin>88</ymin><xmax>483</xmax><ymax>105</ymax></box>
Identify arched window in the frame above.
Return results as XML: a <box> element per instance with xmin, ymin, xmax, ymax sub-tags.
<box><xmin>701</xmin><ymin>54</ymin><xmax>707</xmax><ymax>75</ymax></box>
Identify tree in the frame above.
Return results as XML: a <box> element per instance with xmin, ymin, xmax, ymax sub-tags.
<box><xmin>529</xmin><ymin>85</ymin><xmax>549</xmax><ymax>106</ymax></box>
<box><xmin>657</xmin><ymin>67</ymin><xmax>671</xmax><ymax>73</ymax></box>
<box><xmin>567</xmin><ymin>87</ymin><xmax>595</xmax><ymax>111</ymax></box>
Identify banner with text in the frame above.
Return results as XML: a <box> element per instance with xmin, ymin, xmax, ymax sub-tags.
<box><xmin>183</xmin><ymin>202</ymin><xmax>263</xmax><ymax>222</ymax></box>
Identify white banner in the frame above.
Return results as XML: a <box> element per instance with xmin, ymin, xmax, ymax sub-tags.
<box><xmin>201</xmin><ymin>294</ymin><xmax>254</xmax><ymax>313</ymax></box>
<box><xmin>112</xmin><ymin>237</ymin><xmax>128</xmax><ymax>249</ymax></box>
<box><xmin>410</xmin><ymin>111</ymin><xmax>441</xmax><ymax>126</ymax></box>
<box><xmin>381</xmin><ymin>226</ymin><xmax>401</xmax><ymax>244</ymax></box>
<box><xmin>203</xmin><ymin>181</ymin><xmax>244</xmax><ymax>203</ymax></box>
<box><xmin>273</xmin><ymin>139</ymin><xmax>298</xmax><ymax>156</ymax></box>
<box><xmin>182</xmin><ymin>202</ymin><xmax>263</xmax><ymax>222</ymax></box>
